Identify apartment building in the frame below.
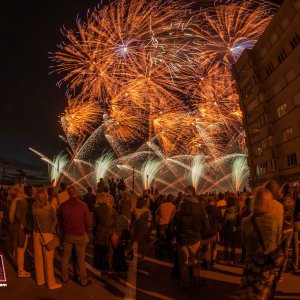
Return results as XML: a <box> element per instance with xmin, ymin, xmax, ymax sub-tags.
<box><xmin>233</xmin><ymin>0</ymin><xmax>300</xmax><ymax>187</ymax></box>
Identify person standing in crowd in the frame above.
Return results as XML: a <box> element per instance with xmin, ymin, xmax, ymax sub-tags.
<box><xmin>109</xmin><ymin>178</ymin><xmax>117</xmax><ymax>202</ymax></box>
<box><xmin>202</xmin><ymin>197</ymin><xmax>222</xmax><ymax>269</ymax></box>
<box><xmin>95</xmin><ymin>186</ymin><xmax>114</xmax><ymax>209</ymax></box>
<box><xmin>93</xmin><ymin>194</ymin><xmax>117</xmax><ymax>274</ymax></box>
<box><xmin>47</xmin><ymin>187</ymin><xmax>59</xmax><ymax>214</ymax></box>
<box><xmin>278</xmin><ymin>183</ymin><xmax>295</xmax><ymax>277</ymax></box>
<box><xmin>83</xmin><ymin>186</ymin><xmax>96</xmax><ymax>215</ymax></box>
<box><xmin>118</xmin><ymin>189</ymin><xmax>131</xmax><ymax>220</ymax></box>
<box><xmin>8</xmin><ymin>185</ymin><xmax>30</xmax><ymax>277</ymax></box>
<box><xmin>216</xmin><ymin>193</ymin><xmax>227</xmax><ymax>244</ymax></box>
<box><xmin>239</xmin><ymin>197</ymin><xmax>252</xmax><ymax>264</ymax></box>
<box><xmin>32</xmin><ymin>188</ymin><xmax>61</xmax><ymax>289</ymax></box>
<box><xmin>173</xmin><ymin>186</ymin><xmax>209</xmax><ymax>288</ymax></box>
<box><xmin>60</xmin><ymin>186</ymin><xmax>92</xmax><ymax>286</ymax></box>
<box><xmin>127</xmin><ymin>197</ymin><xmax>152</xmax><ymax>262</ymax></box>
<box><xmin>240</xmin><ymin>187</ymin><xmax>283</xmax><ymax>300</ymax></box>
<box><xmin>292</xmin><ymin>186</ymin><xmax>300</xmax><ymax>271</ymax></box>
<box><xmin>57</xmin><ymin>182</ymin><xmax>69</xmax><ymax>206</ymax></box>
<box><xmin>97</xmin><ymin>178</ymin><xmax>106</xmax><ymax>193</ymax></box>
<box><xmin>117</xmin><ymin>178</ymin><xmax>126</xmax><ymax>195</ymax></box>
<box><xmin>222</xmin><ymin>197</ymin><xmax>239</xmax><ymax>264</ymax></box>
<box><xmin>263</xmin><ymin>179</ymin><xmax>284</xmax><ymax>227</ymax></box>
<box><xmin>155</xmin><ymin>194</ymin><xmax>176</xmax><ymax>259</ymax></box>
<box><xmin>174</xmin><ymin>191</ymin><xmax>183</xmax><ymax>208</ymax></box>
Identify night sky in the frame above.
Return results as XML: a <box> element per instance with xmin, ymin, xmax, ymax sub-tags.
<box><xmin>0</xmin><ymin>0</ymin><xmax>283</xmax><ymax>179</ymax></box>
<box><xmin>0</xmin><ymin>0</ymin><xmax>102</xmax><ymax>175</ymax></box>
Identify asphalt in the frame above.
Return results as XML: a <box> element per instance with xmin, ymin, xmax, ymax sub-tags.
<box><xmin>0</xmin><ymin>235</ymin><xmax>300</xmax><ymax>300</ymax></box>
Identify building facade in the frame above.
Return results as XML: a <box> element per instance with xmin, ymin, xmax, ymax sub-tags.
<box><xmin>233</xmin><ymin>0</ymin><xmax>300</xmax><ymax>187</ymax></box>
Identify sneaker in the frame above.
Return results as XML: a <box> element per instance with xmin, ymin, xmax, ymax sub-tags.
<box><xmin>81</xmin><ymin>280</ymin><xmax>92</xmax><ymax>287</ymax></box>
<box><xmin>18</xmin><ymin>270</ymin><xmax>31</xmax><ymax>278</ymax></box>
<box><xmin>49</xmin><ymin>283</ymin><xmax>62</xmax><ymax>290</ymax></box>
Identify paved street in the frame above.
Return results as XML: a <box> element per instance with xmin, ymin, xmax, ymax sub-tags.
<box><xmin>1</xmin><ymin>237</ymin><xmax>300</xmax><ymax>300</ymax></box>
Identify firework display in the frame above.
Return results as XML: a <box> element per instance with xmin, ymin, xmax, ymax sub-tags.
<box><xmin>34</xmin><ymin>0</ymin><xmax>275</xmax><ymax>193</ymax></box>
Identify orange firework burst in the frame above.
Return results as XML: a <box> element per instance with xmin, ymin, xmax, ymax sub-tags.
<box><xmin>60</xmin><ymin>99</ymin><xmax>101</xmax><ymax>137</ymax></box>
<box><xmin>192</xmin><ymin>1</ymin><xmax>274</xmax><ymax>65</ymax></box>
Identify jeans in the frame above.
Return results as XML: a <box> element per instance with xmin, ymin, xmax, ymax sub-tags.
<box><xmin>62</xmin><ymin>233</ymin><xmax>89</xmax><ymax>284</ymax></box>
<box><xmin>177</xmin><ymin>241</ymin><xmax>201</xmax><ymax>285</ymax></box>
<box><xmin>292</xmin><ymin>222</ymin><xmax>300</xmax><ymax>270</ymax></box>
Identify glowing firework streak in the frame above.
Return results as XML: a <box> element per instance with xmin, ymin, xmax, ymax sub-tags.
<box><xmin>49</xmin><ymin>152</ymin><xmax>69</xmax><ymax>186</ymax></box>
<box><xmin>95</xmin><ymin>151</ymin><xmax>115</xmax><ymax>183</ymax></box>
<box><xmin>231</xmin><ymin>155</ymin><xmax>249</xmax><ymax>192</ymax></box>
<box><xmin>141</xmin><ymin>158</ymin><xmax>161</xmax><ymax>190</ymax></box>
<box><xmin>191</xmin><ymin>154</ymin><xmax>205</xmax><ymax>193</ymax></box>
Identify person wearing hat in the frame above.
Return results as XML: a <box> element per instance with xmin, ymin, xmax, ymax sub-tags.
<box><xmin>240</xmin><ymin>187</ymin><xmax>283</xmax><ymax>300</ymax></box>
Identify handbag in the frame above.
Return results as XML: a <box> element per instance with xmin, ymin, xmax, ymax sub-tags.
<box><xmin>36</xmin><ymin>216</ymin><xmax>60</xmax><ymax>252</ymax></box>
<box><xmin>44</xmin><ymin>236</ymin><xmax>60</xmax><ymax>251</ymax></box>
<box><xmin>251</xmin><ymin>215</ymin><xmax>285</xmax><ymax>267</ymax></box>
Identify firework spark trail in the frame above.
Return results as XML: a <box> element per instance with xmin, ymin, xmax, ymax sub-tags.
<box><xmin>95</xmin><ymin>151</ymin><xmax>115</xmax><ymax>183</ymax></box>
<box><xmin>141</xmin><ymin>158</ymin><xmax>161</xmax><ymax>190</ymax></box>
<box><xmin>231</xmin><ymin>155</ymin><xmax>250</xmax><ymax>192</ymax></box>
<box><xmin>49</xmin><ymin>152</ymin><xmax>69</xmax><ymax>186</ymax></box>
<box><xmin>29</xmin><ymin>148</ymin><xmax>87</xmax><ymax>191</ymax></box>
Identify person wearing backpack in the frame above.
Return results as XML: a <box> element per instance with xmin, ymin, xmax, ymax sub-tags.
<box><xmin>202</xmin><ymin>197</ymin><xmax>222</xmax><ymax>269</ymax></box>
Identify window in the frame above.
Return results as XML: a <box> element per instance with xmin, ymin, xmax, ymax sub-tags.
<box><xmin>250</xmin><ymin>116</ymin><xmax>264</xmax><ymax>136</ymax></box>
<box><xmin>285</xmin><ymin>69</ymin><xmax>296</xmax><ymax>83</ymax></box>
<box><xmin>270</xmin><ymin>159</ymin><xmax>277</xmax><ymax>171</ymax></box>
<box><xmin>287</xmin><ymin>153</ymin><xmax>297</xmax><ymax>167</ymax></box>
<box><xmin>283</xmin><ymin>127</ymin><xmax>293</xmax><ymax>142</ymax></box>
<box><xmin>294</xmin><ymin>91</ymin><xmax>300</xmax><ymax>106</ymax></box>
<box><xmin>277</xmin><ymin>49</ymin><xmax>287</xmax><ymax>64</ymax></box>
<box><xmin>267</xmin><ymin>135</ymin><xmax>273</xmax><ymax>147</ymax></box>
<box><xmin>277</xmin><ymin>103</ymin><xmax>288</xmax><ymax>118</ymax></box>
<box><xmin>253</xmin><ymin>139</ymin><xmax>266</xmax><ymax>157</ymax></box>
<box><xmin>281</xmin><ymin>18</ymin><xmax>289</xmax><ymax>30</ymax></box>
<box><xmin>271</xmin><ymin>33</ymin><xmax>278</xmax><ymax>44</ymax></box>
<box><xmin>290</xmin><ymin>34</ymin><xmax>300</xmax><ymax>49</ymax></box>
<box><xmin>266</xmin><ymin>62</ymin><xmax>274</xmax><ymax>76</ymax></box>
<box><xmin>256</xmin><ymin>162</ymin><xmax>267</xmax><ymax>177</ymax></box>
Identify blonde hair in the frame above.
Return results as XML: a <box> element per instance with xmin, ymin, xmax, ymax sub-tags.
<box><xmin>8</xmin><ymin>184</ymin><xmax>25</xmax><ymax>199</ymax></box>
<box><xmin>34</xmin><ymin>188</ymin><xmax>48</xmax><ymax>208</ymax></box>
<box><xmin>253</xmin><ymin>186</ymin><xmax>274</xmax><ymax>214</ymax></box>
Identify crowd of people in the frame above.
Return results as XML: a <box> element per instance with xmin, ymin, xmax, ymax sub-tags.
<box><xmin>0</xmin><ymin>178</ymin><xmax>299</xmax><ymax>299</ymax></box>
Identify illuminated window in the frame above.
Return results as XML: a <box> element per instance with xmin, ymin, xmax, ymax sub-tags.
<box><xmin>277</xmin><ymin>103</ymin><xmax>287</xmax><ymax>118</ymax></box>
<box><xmin>282</xmin><ymin>127</ymin><xmax>293</xmax><ymax>142</ymax></box>
<box><xmin>287</xmin><ymin>153</ymin><xmax>297</xmax><ymax>167</ymax></box>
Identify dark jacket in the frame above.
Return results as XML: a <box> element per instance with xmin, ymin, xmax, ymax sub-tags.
<box><xmin>280</xmin><ymin>194</ymin><xmax>295</xmax><ymax>230</ymax></box>
<box><xmin>93</xmin><ymin>204</ymin><xmax>117</xmax><ymax>246</ymax></box>
<box><xmin>294</xmin><ymin>197</ymin><xmax>300</xmax><ymax>222</ymax></box>
<box><xmin>205</xmin><ymin>204</ymin><xmax>222</xmax><ymax>238</ymax></box>
<box><xmin>83</xmin><ymin>193</ymin><xmax>96</xmax><ymax>212</ymax></box>
<box><xmin>173</xmin><ymin>196</ymin><xmax>209</xmax><ymax>245</ymax></box>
